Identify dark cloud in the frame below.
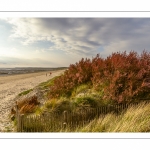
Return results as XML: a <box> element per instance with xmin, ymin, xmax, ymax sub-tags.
<box><xmin>39</xmin><ymin>18</ymin><xmax>150</xmax><ymax>51</ymax></box>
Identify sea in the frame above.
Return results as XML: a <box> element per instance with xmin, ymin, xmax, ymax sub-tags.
<box><xmin>0</xmin><ymin>67</ymin><xmax>66</xmax><ymax>76</ymax></box>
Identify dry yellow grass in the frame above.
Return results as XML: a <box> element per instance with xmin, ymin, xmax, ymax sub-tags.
<box><xmin>75</xmin><ymin>101</ymin><xmax>150</xmax><ymax>132</ymax></box>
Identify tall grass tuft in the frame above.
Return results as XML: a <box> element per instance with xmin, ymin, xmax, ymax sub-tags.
<box><xmin>76</xmin><ymin>102</ymin><xmax>150</xmax><ymax>132</ymax></box>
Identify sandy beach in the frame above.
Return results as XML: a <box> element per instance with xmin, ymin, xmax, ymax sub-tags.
<box><xmin>0</xmin><ymin>69</ymin><xmax>65</xmax><ymax>132</ymax></box>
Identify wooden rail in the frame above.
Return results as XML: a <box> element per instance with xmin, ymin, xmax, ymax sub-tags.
<box><xmin>15</xmin><ymin>100</ymin><xmax>150</xmax><ymax>132</ymax></box>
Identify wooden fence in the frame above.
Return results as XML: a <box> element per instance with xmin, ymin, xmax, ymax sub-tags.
<box><xmin>15</xmin><ymin>101</ymin><xmax>150</xmax><ymax>132</ymax></box>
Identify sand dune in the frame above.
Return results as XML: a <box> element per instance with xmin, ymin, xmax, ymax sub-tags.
<box><xmin>0</xmin><ymin>70</ymin><xmax>65</xmax><ymax>132</ymax></box>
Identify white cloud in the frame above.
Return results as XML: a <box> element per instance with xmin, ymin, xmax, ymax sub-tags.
<box><xmin>2</xmin><ymin>18</ymin><xmax>101</xmax><ymax>55</ymax></box>
<box><xmin>0</xmin><ymin>47</ymin><xmax>22</xmax><ymax>57</ymax></box>
<box><xmin>35</xmin><ymin>49</ymin><xmax>46</xmax><ymax>54</ymax></box>
<box><xmin>101</xmin><ymin>40</ymin><xmax>129</xmax><ymax>57</ymax></box>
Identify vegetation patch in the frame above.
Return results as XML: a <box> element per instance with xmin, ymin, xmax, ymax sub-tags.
<box><xmin>38</xmin><ymin>76</ymin><xmax>60</xmax><ymax>89</ymax></box>
<box><xmin>74</xmin><ymin>96</ymin><xmax>98</xmax><ymax>108</ymax></box>
<box><xmin>44</xmin><ymin>98</ymin><xmax>72</xmax><ymax>113</ymax></box>
<box><xmin>18</xmin><ymin>89</ymin><xmax>33</xmax><ymax>96</ymax></box>
<box><xmin>71</xmin><ymin>83</ymin><xmax>92</xmax><ymax>97</ymax></box>
<box><xmin>11</xmin><ymin>95</ymin><xmax>40</xmax><ymax>115</ymax></box>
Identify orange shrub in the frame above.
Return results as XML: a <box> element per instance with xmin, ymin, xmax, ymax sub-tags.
<box><xmin>11</xmin><ymin>95</ymin><xmax>40</xmax><ymax>115</ymax></box>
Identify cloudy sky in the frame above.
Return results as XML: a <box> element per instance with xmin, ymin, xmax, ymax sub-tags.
<box><xmin>0</xmin><ymin>18</ymin><xmax>150</xmax><ymax>68</ymax></box>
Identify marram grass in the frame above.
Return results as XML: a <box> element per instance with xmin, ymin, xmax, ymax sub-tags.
<box><xmin>74</xmin><ymin>102</ymin><xmax>150</xmax><ymax>132</ymax></box>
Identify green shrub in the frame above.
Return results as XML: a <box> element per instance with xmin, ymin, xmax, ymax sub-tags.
<box><xmin>45</xmin><ymin>99</ymin><xmax>72</xmax><ymax>113</ymax></box>
<box><xmin>71</xmin><ymin>83</ymin><xmax>92</xmax><ymax>97</ymax></box>
<box><xmin>75</xmin><ymin>96</ymin><xmax>98</xmax><ymax>108</ymax></box>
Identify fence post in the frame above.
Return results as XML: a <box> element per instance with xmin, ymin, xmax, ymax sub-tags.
<box><xmin>63</xmin><ymin>111</ymin><xmax>67</xmax><ymax>129</ymax></box>
<box><xmin>15</xmin><ymin>101</ymin><xmax>20</xmax><ymax>132</ymax></box>
<box><xmin>20</xmin><ymin>114</ymin><xmax>24</xmax><ymax>132</ymax></box>
<box><xmin>16</xmin><ymin>101</ymin><xmax>24</xmax><ymax>132</ymax></box>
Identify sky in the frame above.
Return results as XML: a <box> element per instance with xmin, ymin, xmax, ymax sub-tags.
<box><xmin>0</xmin><ymin>18</ymin><xmax>150</xmax><ymax>68</ymax></box>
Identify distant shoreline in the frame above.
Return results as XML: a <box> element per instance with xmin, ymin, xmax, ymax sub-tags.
<box><xmin>0</xmin><ymin>67</ymin><xmax>68</xmax><ymax>77</ymax></box>
<box><xmin>0</xmin><ymin>70</ymin><xmax>53</xmax><ymax>77</ymax></box>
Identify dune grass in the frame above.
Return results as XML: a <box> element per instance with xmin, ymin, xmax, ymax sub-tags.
<box><xmin>74</xmin><ymin>101</ymin><xmax>150</xmax><ymax>132</ymax></box>
<box><xmin>20</xmin><ymin>101</ymin><xmax>150</xmax><ymax>132</ymax></box>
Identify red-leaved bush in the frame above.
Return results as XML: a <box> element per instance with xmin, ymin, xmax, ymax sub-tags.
<box><xmin>49</xmin><ymin>51</ymin><xmax>150</xmax><ymax>103</ymax></box>
<box><xmin>49</xmin><ymin>58</ymin><xmax>92</xmax><ymax>98</ymax></box>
